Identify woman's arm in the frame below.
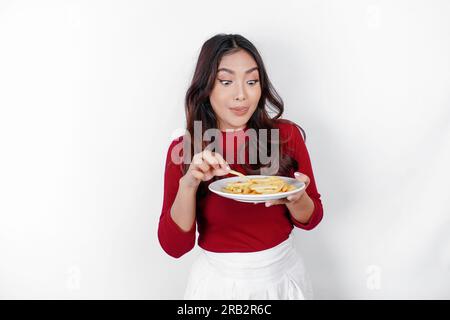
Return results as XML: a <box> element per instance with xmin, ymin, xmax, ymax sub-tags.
<box><xmin>170</xmin><ymin>177</ymin><xmax>198</xmax><ymax>232</ymax></box>
<box><xmin>265</xmin><ymin>121</ymin><xmax>324</xmax><ymax>230</ymax></box>
<box><xmin>287</xmin><ymin>125</ymin><xmax>324</xmax><ymax>230</ymax></box>
<box><xmin>286</xmin><ymin>191</ymin><xmax>315</xmax><ymax>224</ymax></box>
<box><xmin>158</xmin><ymin>141</ymin><xmax>230</xmax><ymax>258</ymax></box>
<box><xmin>157</xmin><ymin>139</ymin><xmax>197</xmax><ymax>259</ymax></box>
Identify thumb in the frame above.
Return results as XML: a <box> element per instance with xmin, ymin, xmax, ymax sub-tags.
<box><xmin>294</xmin><ymin>172</ymin><xmax>310</xmax><ymax>188</ymax></box>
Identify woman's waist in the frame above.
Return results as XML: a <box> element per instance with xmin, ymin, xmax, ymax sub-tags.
<box><xmin>197</xmin><ymin>220</ymin><xmax>295</xmax><ymax>254</ymax></box>
<box><xmin>199</xmin><ymin>233</ymin><xmax>297</xmax><ymax>278</ymax></box>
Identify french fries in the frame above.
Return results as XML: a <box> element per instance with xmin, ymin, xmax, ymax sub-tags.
<box><xmin>222</xmin><ymin>176</ymin><xmax>297</xmax><ymax>195</ymax></box>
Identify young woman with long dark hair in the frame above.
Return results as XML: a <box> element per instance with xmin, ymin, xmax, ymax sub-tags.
<box><xmin>158</xmin><ymin>34</ymin><xmax>324</xmax><ymax>299</ymax></box>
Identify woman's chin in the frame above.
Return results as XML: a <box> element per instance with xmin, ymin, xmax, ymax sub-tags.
<box><xmin>222</xmin><ymin>122</ymin><xmax>247</xmax><ymax>131</ymax></box>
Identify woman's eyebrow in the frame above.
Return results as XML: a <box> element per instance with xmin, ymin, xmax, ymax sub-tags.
<box><xmin>217</xmin><ymin>67</ymin><xmax>259</xmax><ymax>74</ymax></box>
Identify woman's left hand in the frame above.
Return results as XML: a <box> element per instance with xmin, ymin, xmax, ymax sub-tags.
<box><xmin>265</xmin><ymin>172</ymin><xmax>310</xmax><ymax>207</ymax></box>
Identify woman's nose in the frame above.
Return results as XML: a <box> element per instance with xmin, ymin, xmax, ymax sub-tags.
<box><xmin>234</xmin><ymin>83</ymin><xmax>247</xmax><ymax>101</ymax></box>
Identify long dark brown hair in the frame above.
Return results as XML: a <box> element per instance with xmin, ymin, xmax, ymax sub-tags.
<box><xmin>183</xmin><ymin>33</ymin><xmax>306</xmax><ymax>197</ymax></box>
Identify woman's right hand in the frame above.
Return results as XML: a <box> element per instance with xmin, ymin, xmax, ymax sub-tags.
<box><xmin>180</xmin><ymin>150</ymin><xmax>230</xmax><ymax>189</ymax></box>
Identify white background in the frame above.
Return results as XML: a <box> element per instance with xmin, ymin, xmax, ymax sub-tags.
<box><xmin>0</xmin><ymin>0</ymin><xmax>449</xmax><ymax>299</ymax></box>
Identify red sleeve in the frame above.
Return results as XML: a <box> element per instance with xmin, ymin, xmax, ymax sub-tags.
<box><xmin>284</xmin><ymin>123</ymin><xmax>324</xmax><ymax>230</ymax></box>
<box><xmin>157</xmin><ymin>137</ymin><xmax>196</xmax><ymax>258</ymax></box>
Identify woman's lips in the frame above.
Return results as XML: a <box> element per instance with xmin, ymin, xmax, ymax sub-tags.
<box><xmin>230</xmin><ymin>106</ymin><xmax>249</xmax><ymax>116</ymax></box>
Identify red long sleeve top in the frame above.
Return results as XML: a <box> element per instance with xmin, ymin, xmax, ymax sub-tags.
<box><xmin>157</xmin><ymin>119</ymin><xmax>324</xmax><ymax>258</ymax></box>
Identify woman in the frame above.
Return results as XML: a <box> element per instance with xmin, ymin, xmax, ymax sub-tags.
<box><xmin>157</xmin><ymin>34</ymin><xmax>324</xmax><ymax>300</ymax></box>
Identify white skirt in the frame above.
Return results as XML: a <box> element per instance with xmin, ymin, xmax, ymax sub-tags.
<box><xmin>184</xmin><ymin>233</ymin><xmax>314</xmax><ymax>300</ymax></box>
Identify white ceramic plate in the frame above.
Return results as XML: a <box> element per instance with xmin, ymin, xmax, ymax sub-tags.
<box><xmin>208</xmin><ymin>175</ymin><xmax>305</xmax><ymax>204</ymax></box>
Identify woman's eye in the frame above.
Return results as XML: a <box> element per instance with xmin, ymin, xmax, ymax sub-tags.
<box><xmin>219</xmin><ymin>80</ymin><xmax>232</xmax><ymax>86</ymax></box>
<box><xmin>247</xmin><ymin>80</ymin><xmax>259</xmax><ymax>85</ymax></box>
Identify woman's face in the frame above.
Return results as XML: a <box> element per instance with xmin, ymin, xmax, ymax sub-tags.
<box><xmin>209</xmin><ymin>49</ymin><xmax>261</xmax><ymax>131</ymax></box>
